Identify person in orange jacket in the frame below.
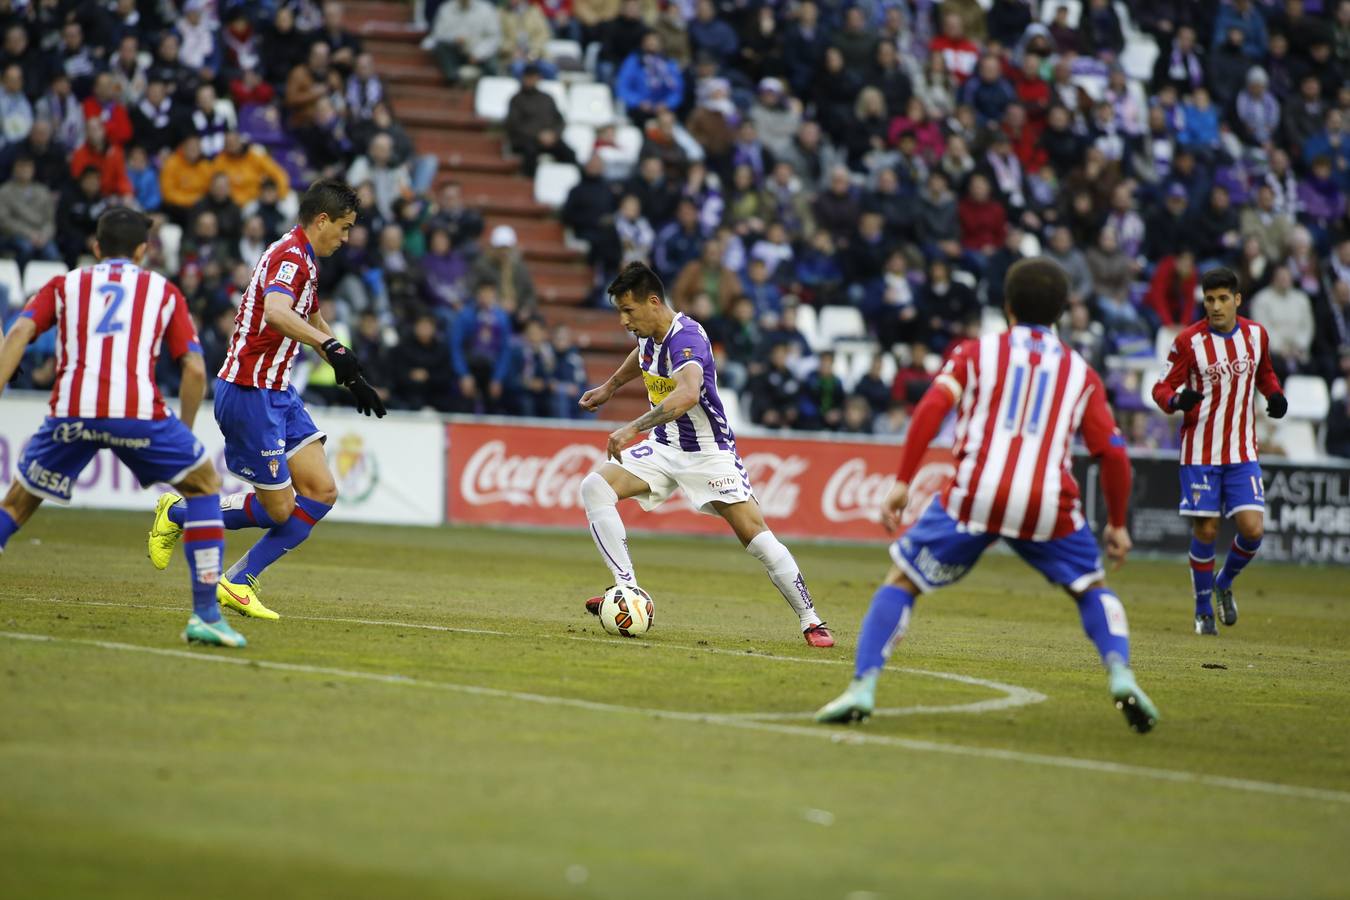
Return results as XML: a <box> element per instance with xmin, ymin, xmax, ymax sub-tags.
<box><xmin>159</xmin><ymin>134</ymin><xmax>215</xmax><ymax>223</ymax></box>
<box><xmin>213</xmin><ymin>131</ymin><xmax>291</xmax><ymax>207</ymax></box>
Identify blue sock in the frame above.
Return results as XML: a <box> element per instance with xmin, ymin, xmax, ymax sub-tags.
<box><xmin>0</xmin><ymin>508</ymin><xmax>18</xmax><ymax>552</ymax></box>
<box><xmin>181</xmin><ymin>495</ymin><xmax>225</xmax><ymax>622</ymax></box>
<box><xmin>169</xmin><ymin>492</ymin><xmax>279</xmax><ymax>530</ymax></box>
<box><xmin>854</xmin><ymin>584</ymin><xmax>916</xmax><ymax>679</ymax></box>
<box><xmin>1216</xmin><ymin>534</ymin><xmax>1261</xmax><ymax>590</ymax></box>
<box><xmin>1077</xmin><ymin>588</ymin><xmax>1130</xmax><ymax>668</ymax></box>
<box><xmin>227</xmin><ymin>495</ymin><xmax>332</xmax><ymax>582</ymax></box>
<box><xmin>1189</xmin><ymin>537</ymin><xmax>1216</xmax><ymax>617</ymax></box>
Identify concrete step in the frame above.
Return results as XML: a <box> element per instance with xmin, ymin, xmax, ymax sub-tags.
<box><xmin>376</xmin><ymin>60</ymin><xmax>445</xmax><ymax>88</ymax></box>
<box><xmin>345</xmin><ymin>1</ymin><xmax>416</xmax><ymax>24</ymax></box>
<box><xmin>388</xmin><ymin>83</ymin><xmax>473</xmax><ymax>107</ymax></box>
<box><xmin>451</xmin><ymin>173</ymin><xmax>534</xmax><ymax>205</ymax></box>
<box><xmin>399</xmin><ymin>106</ymin><xmax>487</xmax><ymax>130</ymax></box>
<box><xmin>406</xmin><ymin>131</ymin><xmax>504</xmax><ymax>161</ymax></box>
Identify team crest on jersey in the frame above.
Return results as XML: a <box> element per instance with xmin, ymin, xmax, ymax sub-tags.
<box><xmin>268</xmin><ymin>458</ymin><xmax>280</xmax><ymax>478</ymax></box>
<box><xmin>276</xmin><ymin>261</ymin><xmax>300</xmax><ymax>285</ymax></box>
<box><xmin>682</xmin><ymin>348</ymin><xmax>693</xmax><ymax>359</ymax></box>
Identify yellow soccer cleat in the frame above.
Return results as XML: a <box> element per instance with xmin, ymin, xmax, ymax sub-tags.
<box><xmin>147</xmin><ymin>493</ymin><xmax>184</xmax><ymax>570</ymax></box>
<box><xmin>217</xmin><ymin>574</ymin><xmax>280</xmax><ymax>620</ymax></box>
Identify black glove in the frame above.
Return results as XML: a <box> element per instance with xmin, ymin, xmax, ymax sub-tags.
<box><xmin>322</xmin><ymin>338</ymin><xmax>361</xmax><ymax>386</ymax></box>
<box><xmin>1266</xmin><ymin>392</ymin><xmax>1288</xmax><ymax>419</ymax></box>
<box><xmin>348</xmin><ymin>375</ymin><xmax>387</xmax><ymax>418</ymax></box>
<box><xmin>1172</xmin><ymin>388</ymin><xmax>1203</xmax><ymax>412</ymax></box>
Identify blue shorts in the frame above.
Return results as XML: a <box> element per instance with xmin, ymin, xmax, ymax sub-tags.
<box><xmin>15</xmin><ymin>416</ymin><xmax>207</xmax><ymax>504</ymax></box>
<box><xmin>1178</xmin><ymin>462</ymin><xmax>1265</xmax><ymax>519</ymax></box>
<box><xmin>214</xmin><ymin>379</ymin><xmax>325</xmax><ymax>490</ymax></box>
<box><xmin>891</xmin><ymin>500</ymin><xmax>1106</xmax><ymax>595</ymax></box>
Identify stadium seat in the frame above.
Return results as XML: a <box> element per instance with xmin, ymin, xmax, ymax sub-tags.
<box><xmin>596</xmin><ymin>124</ymin><xmax>643</xmax><ymax>178</ymax></box>
<box><xmin>158</xmin><ymin>222</ymin><xmax>183</xmax><ymax>274</ymax></box>
<box><xmin>720</xmin><ymin>388</ymin><xmax>745</xmax><ymax>433</ymax></box>
<box><xmin>1154</xmin><ymin>325</ymin><xmax>1181</xmax><ymax>362</ymax></box>
<box><xmin>1332</xmin><ymin>377</ymin><xmax>1347</xmax><ymax>402</ymax></box>
<box><xmin>1017</xmin><ymin>232</ymin><xmax>1041</xmax><ymax>258</ymax></box>
<box><xmin>534</xmin><ymin>161</ymin><xmax>581</xmax><ymax>208</ymax></box>
<box><xmin>474</xmin><ymin>76</ymin><xmax>519</xmax><ymax>122</ymax></box>
<box><xmin>952</xmin><ymin>269</ymin><xmax>977</xmax><ymax>290</ymax></box>
<box><xmin>1281</xmin><ymin>375</ymin><xmax>1330</xmax><ymax>421</ymax></box>
<box><xmin>22</xmin><ymin>260</ymin><xmax>67</xmax><ymax>299</ymax></box>
<box><xmin>1273</xmin><ymin>420</ymin><xmax>1320</xmax><ymax>461</ymax></box>
<box><xmin>568</xmin><ymin>82</ymin><xmax>615</xmax><ymax>127</ymax></box>
<box><xmin>0</xmin><ymin>259</ymin><xmax>22</xmax><ymax>311</ymax></box>
<box><xmin>877</xmin><ymin>350</ymin><xmax>897</xmax><ymax>386</ymax></box>
<box><xmin>980</xmin><ymin>305</ymin><xmax>1007</xmax><ymax>336</ymax></box>
<box><xmin>834</xmin><ymin>338</ymin><xmax>876</xmax><ymax>389</ymax></box>
<box><xmin>1120</xmin><ymin>36</ymin><xmax>1160</xmax><ymax>82</ymax></box>
<box><xmin>562</xmin><ymin>123</ymin><xmax>595</xmax><ymax>160</ymax></box>
<box><xmin>540</xmin><ymin>79</ymin><xmax>570</xmax><ymax>118</ymax></box>
<box><xmin>545</xmin><ymin>39</ymin><xmax>583</xmax><ymax>65</ymax></box>
<box><xmin>214</xmin><ymin>97</ymin><xmax>238</xmax><ymax>131</ymax></box>
<box><xmin>817</xmin><ymin>305</ymin><xmax>865</xmax><ymax>346</ymax></box>
<box><xmin>1040</xmin><ymin>0</ymin><xmax>1081</xmax><ymax>27</ymax></box>
<box><xmin>793</xmin><ymin>303</ymin><xmax>820</xmax><ymax>350</ymax></box>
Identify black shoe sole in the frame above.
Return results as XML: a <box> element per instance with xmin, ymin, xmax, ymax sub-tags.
<box><xmin>1115</xmin><ymin>695</ymin><xmax>1156</xmax><ymax>734</ymax></box>
<box><xmin>1217</xmin><ymin>591</ymin><xmax>1238</xmax><ymax>627</ymax></box>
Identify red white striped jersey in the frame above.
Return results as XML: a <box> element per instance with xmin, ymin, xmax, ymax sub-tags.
<box><xmin>21</xmin><ymin>260</ymin><xmax>200</xmax><ymax>420</ymax></box>
<box><xmin>1152</xmin><ymin>317</ymin><xmax>1282</xmax><ymax>465</ymax></box>
<box><xmin>937</xmin><ymin>326</ymin><xmax>1123</xmax><ymax>541</ymax></box>
<box><xmin>218</xmin><ymin>225</ymin><xmax>319</xmax><ymax>390</ymax></box>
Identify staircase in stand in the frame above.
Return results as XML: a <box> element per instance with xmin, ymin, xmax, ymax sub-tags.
<box><xmin>345</xmin><ymin>1</ymin><xmax>648</xmax><ymax>422</ymax></box>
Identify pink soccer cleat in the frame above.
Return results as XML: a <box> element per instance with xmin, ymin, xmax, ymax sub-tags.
<box><xmin>803</xmin><ymin>623</ymin><xmax>835</xmax><ymax>648</ymax></box>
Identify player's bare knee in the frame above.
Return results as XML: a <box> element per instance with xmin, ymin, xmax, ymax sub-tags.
<box><xmin>307</xmin><ymin>481</ymin><xmax>339</xmax><ymax>506</ymax></box>
<box><xmin>175</xmin><ymin>462</ymin><xmax>220</xmax><ymax>498</ymax></box>
<box><xmin>884</xmin><ymin>565</ymin><xmax>919</xmax><ymax>592</ymax></box>
<box><xmin>1238</xmin><ymin>521</ymin><xmax>1264</xmax><ymax>543</ymax></box>
<box><xmin>257</xmin><ymin>488</ymin><xmax>297</xmax><ymax>521</ymax></box>
<box><xmin>1192</xmin><ymin>517</ymin><xmax>1219</xmax><ymax>542</ymax></box>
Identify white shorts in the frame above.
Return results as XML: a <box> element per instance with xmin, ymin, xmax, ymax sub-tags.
<box><xmin>613</xmin><ymin>438</ymin><xmax>754</xmax><ymax>515</ymax></box>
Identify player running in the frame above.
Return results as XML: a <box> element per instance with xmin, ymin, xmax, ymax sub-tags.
<box><xmin>0</xmin><ymin>209</ymin><xmax>243</xmax><ymax>647</ymax></box>
<box><xmin>578</xmin><ymin>262</ymin><xmax>833</xmax><ymax>647</ymax></box>
<box><xmin>1151</xmin><ymin>267</ymin><xmax>1285</xmax><ymax>636</ymax></box>
<box><xmin>816</xmin><ymin>259</ymin><xmax>1159</xmax><ymax>732</ymax></box>
<box><xmin>147</xmin><ymin>179</ymin><xmax>386</xmax><ymax>620</ymax></box>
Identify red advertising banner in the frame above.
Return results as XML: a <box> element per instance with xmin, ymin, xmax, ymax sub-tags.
<box><xmin>446</xmin><ymin>421</ymin><xmax>955</xmax><ymax>543</ymax></box>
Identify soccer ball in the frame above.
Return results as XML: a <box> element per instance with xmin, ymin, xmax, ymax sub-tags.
<box><xmin>599</xmin><ymin>585</ymin><xmax>655</xmax><ymax>637</ymax></box>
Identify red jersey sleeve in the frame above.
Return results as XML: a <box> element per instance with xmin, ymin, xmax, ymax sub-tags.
<box><xmin>934</xmin><ymin>337</ymin><xmax>977</xmax><ymax>402</ymax></box>
<box><xmin>163</xmin><ymin>286</ymin><xmax>202</xmax><ymax>359</ymax></box>
<box><xmin>261</xmin><ymin>247</ymin><xmax>309</xmax><ymax>308</ymax></box>
<box><xmin>1079</xmin><ymin>369</ymin><xmax>1131</xmax><ymax>528</ymax></box>
<box><xmin>1150</xmin><ymin>332</ymin><xmax>1195</xmax><ymax>413</ymax></box>
<box><xmin>20</xmin><ymin>277</ymin><xmax>61</xmax><ymax>333</ymax></box>
<box><xmin>1254</xmin><ymin>324</ymin><xmax>1283</xmax><ymax>398</ymax></box>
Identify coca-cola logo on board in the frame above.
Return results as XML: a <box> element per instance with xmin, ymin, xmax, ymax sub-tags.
<box><xmin>903</xmin><ymin>461</ymin><xmax>957</xmax><ymax>525</ymax></box>
<box><xmin>822</xmin><ymin>458</ymin><xmax>895</xmax><ymax>522</ymax></box>
<box><xmin>460</xmin><ymin>440</ymin><xmax>604</xmax><ymax>507</ymax></box>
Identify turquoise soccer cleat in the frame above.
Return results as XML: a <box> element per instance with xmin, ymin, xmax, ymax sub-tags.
<box><xmin>815</xmin><ymin>672</ymin><xmax>878</xmax><ymax>724</ymax></box>
<box><xmin>183</xmin><ymin>613</ymin><xmax>248</xmax><ymax>648</ymax></box>
<box><xmin>1108</xmin><ymin>663</ymin><xmax>1159</xmax><ymax>734</ymax></box>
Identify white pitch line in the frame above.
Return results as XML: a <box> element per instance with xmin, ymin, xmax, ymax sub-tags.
<box><xmin>8</xmin><ymin>596</ymin><xmax>1044</xmax><ymax>719</ymax></box>
<box><xmin>5</xmin><ymin>629</ymin><xmax>1349</xmax><ymax>807</ymax></box>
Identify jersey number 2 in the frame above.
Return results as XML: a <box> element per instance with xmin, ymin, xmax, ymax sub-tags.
<box><xmin>94</xmin><ymin>283</ymin><xmax>127</xmax><ymax>335</ymax></box>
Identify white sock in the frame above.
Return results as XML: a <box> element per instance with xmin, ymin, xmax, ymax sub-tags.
<box><xmin>580</xmin><ymin>472</ymin><xmax>637</xmax><ymax>587</ymax></box>
<box><xmin>746</xmin><ymin>531</ymin><xmax>821</xmax><ymax>629</ymax></box>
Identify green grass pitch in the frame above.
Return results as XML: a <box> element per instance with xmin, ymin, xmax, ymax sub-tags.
<box><xmin>1</xmin><ymin>509</ymin><xmax>1347</xmax><ymax>899</ymax></box>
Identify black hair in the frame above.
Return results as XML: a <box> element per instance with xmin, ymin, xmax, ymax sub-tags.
<box><xmin>1200</xmin><ymin>266</ymin><xmax>1240</xmax><ymax>294</ymax></box>
<box><xmin>1005</xmin><ymin>257</ymin><xmax>1069</xmax><ymax>326</ymax></box>
<box><xmin>95</xmin><ymin>207</ymin><xmax>152</xmax><ymax>259</ymax></box>
<box><xmin>607</xmin><ymin>261</ymin><xmax>667</xmax><ymax>305</ymax></box>
<box><xmin>298</xmin><ymin>178</ymin><xmax>358</xmax><ymax>226</ymax></box>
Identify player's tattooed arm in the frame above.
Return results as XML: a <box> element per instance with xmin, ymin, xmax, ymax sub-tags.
<box><xmin>606</xmin><ymin>365</ymin><xmax>701</xmax><ymax>459</ymax></box>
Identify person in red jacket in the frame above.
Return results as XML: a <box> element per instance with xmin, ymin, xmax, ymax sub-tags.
<box><xmin>1146</xmin><ymin>249</ymin><xmax>1199</xmax><ymax>327</ymax></box>
<box><xmin>68</xmin><ymin>117</ymin><xmax>133</xmax><ymax>200</ymax></box>
<box><xmin>957</xmin><ymin>172</ymin><xmax>1008</xmax><ymax>262</ymax></box>
<box><xmin>928</xmin><ymin>10</ymin><xmax>980</xmax><ymax>82</ymax></box>
<box><xmin>79</xmin><ymin>72</ymin><xmax>134</xmax><ymax>147</ymax></box>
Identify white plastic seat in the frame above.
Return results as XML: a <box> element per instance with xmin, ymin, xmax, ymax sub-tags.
<box><xmin>721</xmin><ymin>388</ymin><xmax>745</xmax><ymax>433</ymax></box>
<box><xmin>832</xmin><ymin>338</ymin><xmax>876</xmax><ymax>390</ymax></box>
<box><xmin>214</xmin><ymin>97</ymin><xmax>238</xmax><ymax>130</ymax></box>
<box><xmin>545</xmin><ymin>39</ymin><xmax>582</xmax><ymax>64</ymax></box>
<box><xmin>157</xmin><ymin>222</ymin><xmax>183</xmax><ymax>275</ymax></box>
<box><xmin>562</xmin><ymin>123</ymin><xmax>595</xmax><ymax>160</ymax></box>
<box><xmin>877</xmin><ymin>350</ymin><xmax>897</xmax><ymax>386</ymax></box>
<box><xmin>817</xmin><ymin>305</ymin><xmax>866</xmax><ymax>346</ymax></box>
<box><xmin>474</xmin><ymin>76</ymin><xmax>520</xmax><ymax>122</ymax></box>
<box><xmin>568</xmin><ymin>82</ymin><xmax>615</xmax><ymax>127</ymax></box>
<box><xmin>22</xmin><ymin>260</ymin><xmax>67</xmax><ymax>298</ymax></box>
<box><xmin>980</xmin><ymin>305</ymin><xmax>1007</xmax><ymax>336</ymax></box>
<box><xmin>792</xmin><ymin>303</ymin><xmax>819</xmax><ymax>351</ymax></box>
<box><xmin>1281</xmin><ymin>375</ymin><xmax>1331</xmax><ymax>421</ymax></box>
<box><xmin>1332</xmin><ymin>377</ymin><xmax>1347</xmax><ymax>402</ymax></box>
<box><xmin>596</xmin><ymin>123</ymin><xmax>644</xmax><ymax>179</ymax></box>
<box><xmin>1154</xmin><ymin>325</ymin><xmax>1181</xmax><ymax>362</ymax></box>
<box><xmin>0</xmin><ymin>258</ymin><xmax>22</xmax><ymax>310</ymax></box>
<box><xmin>539</xmin><ymin>79</ymin><xmax>569</xmax><ymax>118</ymax></box>
<box><xmin>1272</xmin><ymin>420</ymin><xmax>1320</xmax><ymax>462</ymax></box>
<box><xmin>534</xmin><ymin>161</ymin><xmax>581</xmax><ymax>208</ymax></box>
<box><xmin>1120</xmin><ymin>36</ymin><xmax>1159</xmax><ymax>82</ymax></box>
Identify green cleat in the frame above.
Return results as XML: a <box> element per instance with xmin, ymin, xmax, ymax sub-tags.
<box><xmin>1108</xmin><ymin>663</ymin><xmax>1158</xmax><ymax>734</ymax></box>
<box><xmin>183</xmin><ymin>613</ymin><xmax>247</xmax><ymax>648</ymax></box>
<box><xmin>815</xmin><ymin>672</ymin><xmax>878</xmax><ymax>724</ymax></box>
<box><xmin>1215</xmin><ymin>586</ymin><xmax>1238</xmax><ymax>627</ymax></box>
<box><xmin>147</xmin><ymin>492</ymin><xmax>184</xmax><ymax>570</ymax></box>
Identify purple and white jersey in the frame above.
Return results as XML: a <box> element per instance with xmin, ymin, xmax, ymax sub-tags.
<box><xmin>639</xmin><ymin>313</ymin><xmax>736</xmax><ymax>453</ymax></box>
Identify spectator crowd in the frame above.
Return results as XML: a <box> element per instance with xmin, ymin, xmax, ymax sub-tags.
<box><xmin>2</xmin><ymin>0</ymin><xmax>1350</xmax><ymax>455</ymax></box>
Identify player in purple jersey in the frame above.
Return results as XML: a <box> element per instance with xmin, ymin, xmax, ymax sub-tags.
<box><xmin>577</xmin><ymin>263</ymin><xmax>834</xmax><ymax>647</ymax></box>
